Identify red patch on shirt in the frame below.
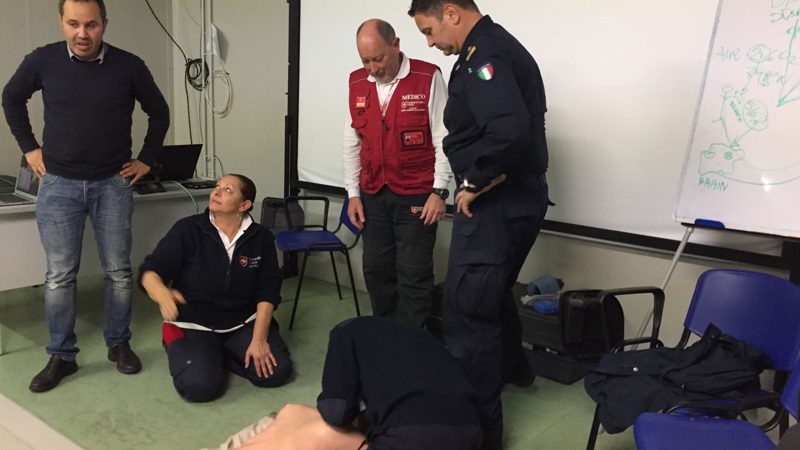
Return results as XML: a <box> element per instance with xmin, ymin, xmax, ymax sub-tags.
<box><xmin>401</xmin><ymin>130</ymin><xmax>425</xmax><ymax>147</ymax></box>
<box><xmin>239</xmin><ymin>255</ymin><xmax>249</xmax><ymax>267</ymax></box>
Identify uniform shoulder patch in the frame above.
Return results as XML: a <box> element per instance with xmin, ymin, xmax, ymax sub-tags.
<box><xmin>476</xmin><ymin>63</ymin><xmax>494</xmax><ymax>81</ymax></box>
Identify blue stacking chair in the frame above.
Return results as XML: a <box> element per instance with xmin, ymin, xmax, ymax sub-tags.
<box><xmin>587</xmin><ymin>268</ymin><xmax>800</xmax><ymax>449</ymax></box>
<box><xmin>634</xmin><ymin>351</ymin><xmax>800</xmax><ymax>449</ymax></box>
<box><xmin>275</xmin><ymin>196</ymin><xmax>361</xmax><ymax>330</ymax></box>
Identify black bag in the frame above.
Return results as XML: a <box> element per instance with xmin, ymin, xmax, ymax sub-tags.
<box><xmin>260</xmin><ymin>197</ymin><xmax>305</xmax><ymax>278</ymax></box>
<box><xmin>519</xmin><ymin>289</ymin><xmax>625</xmax><ymax>360</ymax></box>
<box><xmin>517</xmin><ymin>288</ymin><xmax>625</xmax><ymax>384</ymax></box>
<box><xmin>560</xmin><ymin>290</ymin><xmax>625</xmax><ymax>359</ymax></box>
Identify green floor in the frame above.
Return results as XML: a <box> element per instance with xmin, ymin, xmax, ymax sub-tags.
<box><xmin>0</xmin><ymin>275</ymin><xmax>634</xmax><ymax>450</ymax></box>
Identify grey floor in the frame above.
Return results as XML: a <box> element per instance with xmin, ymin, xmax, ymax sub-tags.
<box><xmin>0</xmin><ymin>273</ymin><xmax>636</xmax><ymax>450</ymax></box>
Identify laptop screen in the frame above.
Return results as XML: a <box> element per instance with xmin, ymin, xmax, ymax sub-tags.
<box><xmin>16</xmin><ymin>156</ymin><xmax>39</xmax><ymax>197</ymax></box>
<box><xmin>155</xmin><ymin>144</ymin><xmax>203</xmax><ymax>181</ymax></box>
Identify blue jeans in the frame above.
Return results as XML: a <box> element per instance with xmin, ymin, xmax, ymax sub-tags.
<box><xmin>36</xmin><ymin>173</ymin><xmax>134</xmax><ymax>359</ymax></box>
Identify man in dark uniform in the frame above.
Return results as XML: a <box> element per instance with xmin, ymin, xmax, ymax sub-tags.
<box><xmin>408</xmin><ymin>1</ymin><xmax>550</xmax><ymax>448</ymax></box>
<box><xmin>318</xmin><ymin>316</ymin><xmax>482</xmax><ymax>450</ymax></box>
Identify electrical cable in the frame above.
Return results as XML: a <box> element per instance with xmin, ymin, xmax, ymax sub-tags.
<box><xmin>205</xmin><ymin>61</ymin><xmax>233</xmax><ymax>118</ymax></box>
<box><xmin>212</xmin><ymin>155</ymin><xmax>225</xmax><ymax>176</ymax></box>
<box><xmin>163</xmin><ymin>181</ymin><xmax>199</xmax><ymax>214</ymax></box>
<box><xmin>145</xmin><ymin>0</ymin><xmax>209</xmax><ymax>143</ymax></box>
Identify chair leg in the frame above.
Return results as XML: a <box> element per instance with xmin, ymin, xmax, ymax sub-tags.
<box><xmin>586</xmin><ymin>404</ymin><xmax>601</xmax><ymax>450</ymax></box>
<box><xmin>774</xmin><ymin>371</ymin><xmax>790</xmax><ymax>436</ymax></box>
<box><xmin>329</xmin><ymin>251</ymin><xmax>343</xmax><ymax>300</ymax></box>
<box><xmin>343</xmin><ymin>249</ymin><xmax>361</xmax><ymax>317</ymax></box>
<box><xmin>289</xmin><ymin>252</ymin><xmax>310</xmax><ymax>331</ymax></box>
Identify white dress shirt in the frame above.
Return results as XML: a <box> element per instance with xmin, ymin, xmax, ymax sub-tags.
<box><xmin>209</xmin><ymin>212</ymin><xmax>254</xmax><ymax>261</ymax></box>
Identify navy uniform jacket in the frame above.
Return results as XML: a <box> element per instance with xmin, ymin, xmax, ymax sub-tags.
<box><xmin>444</xmin><ymin>15</ymin><xmax>548</xmax><ymax>193</ymax></box>
<box><xmin>317</xmin><ymin>317</ymin><xmax>480</xmax><ymax>432</ymax></box>
<box><xmin>444</xmin><ymin>15</ymin><xmax>549</xmax><ymax>266</ymax></box>
<box><xmin>138</xmin><ymin>210</ymin><xmax>282</xmax><ymax>330</ymax></box>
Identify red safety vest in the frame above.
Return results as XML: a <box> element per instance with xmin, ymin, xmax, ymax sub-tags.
<box><xmin>348</xmin><ymin>59</ymin><xmax>438</xmax><ymax>195</ymax></box>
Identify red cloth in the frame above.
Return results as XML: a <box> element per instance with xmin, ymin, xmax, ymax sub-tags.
<box><xmin>161</xmin><ymin>322</ymin><xmax>185</xmax><ymax>346</ymax></box>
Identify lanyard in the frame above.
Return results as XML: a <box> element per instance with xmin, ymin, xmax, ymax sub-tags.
<box><xmin>378</xmin><ymin>79</ymin><xmax>400</xmax><ymax>117</ymax></box>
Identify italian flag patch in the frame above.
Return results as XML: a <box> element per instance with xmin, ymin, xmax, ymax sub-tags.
<box><xmin>477</xmin><ymin>63</ymin><xmax>494</xmax><ymax>81</ymax></box>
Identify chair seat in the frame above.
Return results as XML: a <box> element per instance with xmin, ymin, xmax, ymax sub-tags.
<box><xmin>634</xmin><ymin>412</ymin><xmax>775</xmax><ymax>450</ymax></box>
<box><xmin>276</xmin><ymin>230</ymin><xmax>345</xmax><ymax>252</ymax></box>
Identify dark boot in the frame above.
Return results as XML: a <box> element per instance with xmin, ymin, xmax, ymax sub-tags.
<box><xmin>108</xmin><ymin>342</ymin><xmax>142</xmax><ymax>374</ymax></box>
<box><xmin>29</xmin><ymin>356</ymin><xmax>78</xmax><ymax>393</ymax></box>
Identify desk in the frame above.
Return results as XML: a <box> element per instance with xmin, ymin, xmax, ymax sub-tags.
<box><xmin>0</xmin><ymin>185</ymin><xmax>211</xmax><ymax>352</ymax></box>
<box><xmin>0</xmin><ymin>184</ymin><xmax>211</xmax><ymax>290</ymax></box>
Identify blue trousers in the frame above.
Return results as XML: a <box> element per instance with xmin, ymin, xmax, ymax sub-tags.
<box><xmin>163</xmin><ymin>320</ymin><xmax>293</xmax><ymax>402</ymax></box>
<box><xmin>36</xmin><ymin>173</ymin><xmax>133</xmax><ymax>359</ymax></box>
<box><xmin>444</xmin><ymin>184</ymin><xmax>548</xmax><ymax>449</ymax></box>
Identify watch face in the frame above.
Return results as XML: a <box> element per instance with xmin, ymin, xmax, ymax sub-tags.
<box><xmin>433</xmin><ymin>188</ymin><xmax>449</xmax><ymax>200</ymax></box>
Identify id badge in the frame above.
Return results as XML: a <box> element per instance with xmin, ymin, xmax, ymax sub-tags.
<box><xmin>401</xmin><ymin>130</ymin><xmax>425</xmax><ymax>147</ymax></box>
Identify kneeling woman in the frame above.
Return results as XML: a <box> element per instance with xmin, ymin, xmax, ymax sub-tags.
<box><xmin>139</xmin><ymin>174</ymin><xmax>292</xmax><ymax>402</ymax></box>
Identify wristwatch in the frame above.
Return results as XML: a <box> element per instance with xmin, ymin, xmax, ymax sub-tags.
<box><xmin>432</xmin><ymin>188</ymin><xmax>449</xmax><ymax>200</ymax></box>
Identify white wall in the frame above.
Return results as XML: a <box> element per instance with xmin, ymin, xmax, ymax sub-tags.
<box><xmin>155</xmin><ymin>0</ymin><xmax>789</xmax><ymax>345</ymax></box>
<box><xmin>170</xmin><ymin>0</ymin><xmax>288</xmax><ymax>214</ymax></box>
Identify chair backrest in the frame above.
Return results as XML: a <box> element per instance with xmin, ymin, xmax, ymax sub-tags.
<box><xmin>339</xmin><ymin>196</ymin><xmax>361</xmax><ymax>236</ymax></box>
<box><xmin>684</xmin><ymin>269</ymin><xmax>800</xmax><ymax>371</ymax></box>
<box><xmin>782</xmin><ymin>357</ymin><xmax>800</xmax><ymax>419</ymax></box>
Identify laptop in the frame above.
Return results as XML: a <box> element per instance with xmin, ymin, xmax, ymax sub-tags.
<box><xmin>0</xmin><ymin>155</ymin><xmax>39</xmax><ymax>205</ymax></box>
<box><xmin>135</xmin><ymin>144</ymin><xmax>204</xmax><ymax>194</ymax></box>
<box><xmin>158</xmin><ymin>144</ymin><xmax>203</xmax><ymax>181</ymax></box>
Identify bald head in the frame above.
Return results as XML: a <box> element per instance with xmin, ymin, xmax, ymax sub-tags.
<box><xmin>356</xmin><ymin>19</ymin><xmax>402</xmax><ymax>83</ymax></box>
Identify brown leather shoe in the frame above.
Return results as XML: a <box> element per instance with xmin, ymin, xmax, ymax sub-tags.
<box><xmin>108</xmin><ymin>342</ymin><xmax>142</xmax><ymax>374</ymax></box>
<box><xmin>29</xmin><ymin>356</ymin><xmax>78</xmax><ymax>393</ymax></box>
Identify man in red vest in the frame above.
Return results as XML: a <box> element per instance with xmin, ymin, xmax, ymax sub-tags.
<box><xmin>343</xmin><ymin>19</ymin><xmax>451</xmax><ymax>328</ymax></box>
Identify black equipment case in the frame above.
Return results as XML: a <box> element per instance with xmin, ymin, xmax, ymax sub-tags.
<box><xmin>428</xmin><ymin>282</ymin><xmax>636</xmax><ymax>385</ymax></box>
<box><xmin>516</xmin><ymin>284</ymin><xmax>625</xmax><ymax>384</ymax></box>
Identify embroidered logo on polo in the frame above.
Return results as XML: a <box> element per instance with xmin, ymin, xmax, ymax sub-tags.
<box><xmin>355</xmin><ymin>96</ymin><xmax>367</xmax><ymax>109</ymax></box>
<box><xmin>239</xmin><ymin>255</ymin><xmax>262</xmax><ymax>268</ymax></box>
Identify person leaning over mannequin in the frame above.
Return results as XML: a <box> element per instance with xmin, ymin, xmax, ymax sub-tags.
<box><xmin>230</xmin><ymin>316</ymin><xmax>482</xmax><ymax>450</ymax></box>
<box><xmin>409</xmin><ymin>1</ymin><xmax>551</xmax><ymax>448</ymax></box>
<box><xmin>343</xmin><ymin>18</ymin><xmax>452</xmax><ymax>329</ymax></box>
<box><xmin>1</xmin><ymin>0</ymin><xmax>170</xmax><ymax>393</ymax></box>
<box><xmin>139</xmin><ymin>174</ymin><xmax>293</xmax><ymax>402</ymax></box>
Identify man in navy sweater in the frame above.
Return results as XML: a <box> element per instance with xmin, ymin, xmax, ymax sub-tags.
<box><xmin>2</xmin><ymin>0</ymin><xmax>169</xmax><ymax>392</ymax></box>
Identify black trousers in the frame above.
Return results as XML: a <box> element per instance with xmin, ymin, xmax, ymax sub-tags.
<box><xmin>361</xmin><ymin>187</ymin><xmax>437</xmax><ymax>328</ymax></box>
<box><xmin>163</xmin><ymin>320</ymin><xmax>292</xmax><ymax>402</ymax></box>
<box><xmin>444</xmin><ymin>185</ymin><xmax>548</xmax><ymax>449</ymax></box>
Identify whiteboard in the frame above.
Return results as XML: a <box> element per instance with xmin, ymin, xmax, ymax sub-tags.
<box><xmin>675</xmin><ymin>0</ymin><xmax>800</xmax><ymax>238</ymax></box>
<box><xmin>295</xmin><ymin>0</ymin><xmax>787</xmax><ymax>254</ymax></box>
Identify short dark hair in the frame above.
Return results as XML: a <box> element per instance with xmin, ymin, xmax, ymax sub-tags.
<box><xmin>357</xmin><ymin>19</ymin><xmax>396</xmax><ymax>45</ymax></box>
<box><xmin>407</xmin><ymin>0</ymin><xmax>479</xmax><ymax>17</ymax></box>
<box><xmin>59</xmin><ymin>0</ymin><xmax>107</xmax><ymax>22</ymax></box>
<box><xmin>229</xmin><ymin>174</ymin><xmax>257</xmax><ymax>213</ymax></box>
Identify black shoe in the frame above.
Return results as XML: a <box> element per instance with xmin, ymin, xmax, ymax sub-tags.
<box><xmin>108</xmin><ymin>342</ymin><xmax>142</xmax><ymax>374</ymax></box>
<box><xmin>29</xmin><ymin>356</ymin><xmax>78</xmax><ymax>393</ymax></box>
